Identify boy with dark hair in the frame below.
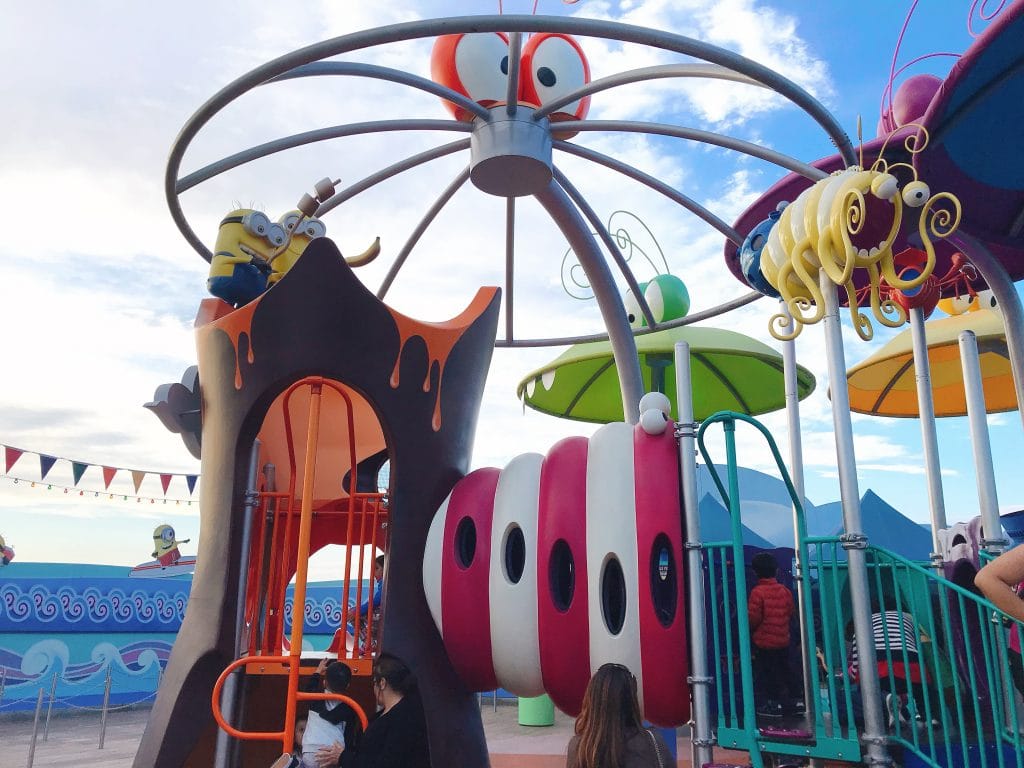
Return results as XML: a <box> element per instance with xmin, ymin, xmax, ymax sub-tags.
<box><xmin>747</xmin><ymin>552</ymin><xmax>796</xmax><ymax>718</ymax></box>
<box><xmin>300</xmin><ymin>659</ymin><xmax>362</xmax><ymax>768</ymax></box>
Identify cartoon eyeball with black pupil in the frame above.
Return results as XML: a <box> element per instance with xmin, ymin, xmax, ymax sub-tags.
<box><xmin>300</xmin><ymin>219</ymin><xmax>326</xmax><ymax>239</ymax></box>
<box><xmin>902</xmin><ymin>180</ymin><xmax>931</xmax><ymax>207</ymax></box>
<box><xmin>161</xmin><ymin>527</ymin><xmax>175</xmax><ymax>543</ymax></box>
<box><xmin>520</xmin><ymin>33</ymin><xmax>590</xmax><ymax>121</ymax></box>
<box><xmin>977</xmin><ymin>289</ymin><xmax>999</xmax><ymax>311</ymax></box>
<box><xmin>431</xmin><ymin>33</ymin><xmax>511</xmax><ymax>121</ymax></box>
<box><xmin>431</xmin><ymin>31</ymin><xmax>590</xmax><ymax>132</ymax></box>
<box><xmin>623</xmin><ymin>289</ymin><xmax>643</xmax><ymax>329</ymax></box>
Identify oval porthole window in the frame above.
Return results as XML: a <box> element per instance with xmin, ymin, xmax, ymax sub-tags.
<box><xmin>650</xmin><ymin>534</ymin><xmax>677</xmax><ymax>628</ymax></box>
<box><xmin>454</xmin><ymin>516</ymin><xmax>476</xmax><ymax>569</ymax></box>
<box><xmin>601</xmin><ymin>556</ymin><xmax>626</xmax><ymax>635</ymax></box>
<box><xmin>503</xmin><ymin>524</ymin><xmax>526</xmax><ymax>584</ymax></box>
<box><xmin>549</xmin><ymin>539</ymin><xmax>575</xmax><ymax>612</ymax></box>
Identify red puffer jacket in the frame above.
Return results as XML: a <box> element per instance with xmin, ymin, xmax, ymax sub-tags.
<box><xmin>747</xmin><ymin>578</ymin><xmax>794</xmax><ymax>650</ymax></box>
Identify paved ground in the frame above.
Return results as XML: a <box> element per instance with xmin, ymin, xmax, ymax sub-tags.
<box><xmin>2</xmin><ymin>702</ymin><xmax>748</xmax><ymax>767</ymax></box>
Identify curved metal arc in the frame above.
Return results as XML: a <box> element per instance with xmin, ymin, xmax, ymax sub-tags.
<box><xmin>377</xmin><ymin>167</ymin><xmax>470</xmax><ymax>300</ymax></box>
<box><xmin>268</xmin><ymin>61</ymin><xmax>491</xmax><ymax>121</ymax></box>
<box><xmin>315</xmin><ymin>139</ymin><xmax>470</xmax><ymax>217</ymax></box>
<box><xmin>167</xmin><ymin>14</ymin><xmax>852</xmax><ymax>263</ymax></box>
<box><xmin>534</xmin><ymin>180</ymin><xmax>644</xmax><ymax>422</ymax></box>
<box><xmin>533</xmin><ymin>62</ymin><xmax>766</xmax><ymax>120</ymax></box>
<box><xmin>552</xmin><ymin>168</ymin><xmax>657</xmax><ymax>328</ymax></box>
<box><xmin>558</xmin><ymin>120</ymin><xmax>827</xmax><ymax>181</ymax></box>
<box><xmin>504</xmin><ymin>196</ymin><xmax>516</xmax><ymax>342</ymax></box>
<box><xmin>506</xmin><ymin>32</ymin><xmax>523</xmax><ymax>117</ymax></box>
<box><xmin>177</xmin><ymin>120</ymin><xmax>471</xmax><ymax>196</ymax></box>
<box><xmin>493</xmin><ymin>291</ymin><xmax>763</xmax><ymax>348</ymax></box>
<box><xmin>554</xmin><ymin>140</ymin><xmax>744</xmax><ymax>245</ymax></box>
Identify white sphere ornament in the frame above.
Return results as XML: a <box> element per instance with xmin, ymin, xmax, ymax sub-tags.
<box><xmin>640</xmin><ymin>408</ymin><xmax>669</xmax><ymax>435</ymax></box>
<box><xmin>639</xmin><ymin>391</ymin><xmax>671</xmax><ymax>417</ymax></box>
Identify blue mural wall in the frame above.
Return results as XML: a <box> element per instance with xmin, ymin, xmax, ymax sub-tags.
<box><xmin>0</xmin><ymin>563</ymin><xmax>369</xmax><ymax>713</ymax></box>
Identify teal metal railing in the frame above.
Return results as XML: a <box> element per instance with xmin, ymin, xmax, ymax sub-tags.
<box><xmin>695</xmin><ymin>410</ymin><xmax>1024</xmax><ymax>768</ymax></box>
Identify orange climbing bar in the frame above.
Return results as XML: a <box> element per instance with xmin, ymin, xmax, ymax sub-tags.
<box><xmin>211</xmin><ymin>655</ymin><xmax>368</xmax><ymax>750</ymax></box>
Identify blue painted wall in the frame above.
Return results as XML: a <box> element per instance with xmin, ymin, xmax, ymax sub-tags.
<box><xmin>0</xmin><ymin>563</ymin><xmax>368</xmax><ymax>713</ymax></box>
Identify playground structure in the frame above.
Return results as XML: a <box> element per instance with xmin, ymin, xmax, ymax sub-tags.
<box><xmin>133</xmin><ymin>6</ymin><xmax>1024</xmax><ymax>768</ymax></box>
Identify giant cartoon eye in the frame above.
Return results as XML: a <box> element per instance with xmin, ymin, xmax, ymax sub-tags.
<box><xmin>161</xmin><ymin>527</ymin><xmax>175</xmax><ymax>543</ymax></box>
<box><xmin>241</xmin><ymin>210</ymin><xmax>272</xmax><ymax>238</ymax></box>
<box><xmin>623</xmin><ymin>289</ymin><xmax>643</xmax><ymax>329</ymax></box>
<box><xmin>938</xmin><ymin>293</ymin><xmax>975</xmax><ymax>316</ymax></box>
<box><xmin>264</xmin><ymin>223</ymin><xmax>287</xmax><ymax>247</ymax></box>
<box><xmin>280</xmin><ymin>212</ymin><xmax>302</xmax><ymax>233</ymax></box>
<box><xmin>299</xmin><ymin>218</ymin><xmax>326</xmax><ymax>239</ymax></box>
<box><xmin>870</xmin><ymin>173</ymin><xmax>898</xmax><ymax>201</ymax></box>
<box><xmin>520</xmin><ymin>33</ymin><xmax>591</xmax><ymax>123</ymax></box>
<box><xmin>430</xmin><ymin>32</ymin><xmax>511</xmax><ymax>122</ymax></box>
<box><xmin>901</xmin><ymin>180</ymin><xmax>931</xmax><ymax>207</ymax></box>
<box><xmin>644</xmin><ymin>279</ymin><xmax>665</xmax><ymax>324</ymax></box>
<box><xmin>977</xmin><ymin>289</ymin><xmax>999</xmax><ymax>312</ymax></box>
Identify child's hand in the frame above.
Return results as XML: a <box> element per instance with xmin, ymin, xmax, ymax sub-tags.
<box><xmin>316</xmin><ymin>658</ymin><xmax>329</xmax><ymax>675</ymax></box>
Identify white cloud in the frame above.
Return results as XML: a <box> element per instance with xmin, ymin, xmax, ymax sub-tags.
<box><xmin>1</xmin><ymin>0</ymin><xmax>1016</xmax><ymax>568</ymax></box>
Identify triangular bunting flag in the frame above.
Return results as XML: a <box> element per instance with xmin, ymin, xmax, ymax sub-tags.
<box><xmin>4</xmin><ymin>446</ymin><xmax>24</xmax><ymax>473</ymax></box>
<box><xmin>102</xmin><ymin>466</ymin><xmax>117</xmax><ymax>489</ymax></box>
<box><xmin>39</xmin><ymin>454</ymin><xmax>57</xmax><ymax>479</ymax></box>
<box><xmin>72</xmin><ymin>461</ymin><xmax>88</xmax><ymax>486</ymax></box>
<box><xmin>131</xmin><ymin>470</ymin><xmax>145</xmax><ymax>493</ymax></box>
<box><xmin>159</xmin><ymin>474</ymin><xmax>172</xmax><ymax>494</ymax></box>
<box><xmin>186</xmin><ymin>475</ymin><xmax>198</xmax><ymax>495</ymax></box>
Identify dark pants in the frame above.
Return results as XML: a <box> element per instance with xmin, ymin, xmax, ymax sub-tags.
<box><xmin>754</xmin><ymin>647</ymin><xmax>792</xmax><ymax>703</ymax></box>
<box><xmin>1010</xmin><ymin>649</ymin><xmax>1024</xmax><ymax>696</ymax></box>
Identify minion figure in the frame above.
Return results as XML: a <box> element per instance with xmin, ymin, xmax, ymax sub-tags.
<box><xmin>152</xmin><ymin>524</ymin><xmax>190</xmax><ymax>567</ymax></box>
<box><xmin>267</xmin><ymin>211</ymin><xmax>327</xmax><ymax>285</ymax></box>
<box><xmin>0</xmin><ymin>533</ymin><xmax>13</xmax><ymax>566</ymax></box>
<box><xmin>207</xmin><ymin>209</ymin><xmax>287</xmax><ymax>306</ymax></box>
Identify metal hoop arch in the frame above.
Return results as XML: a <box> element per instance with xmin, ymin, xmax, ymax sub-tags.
<box><xmin>166</xmin><ymin>14</ymin><xmax>854</xmax><ymax>346</ymax></box>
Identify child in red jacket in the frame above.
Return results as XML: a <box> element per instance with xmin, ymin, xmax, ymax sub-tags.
<box><xmin>747</xmin><ymin>552</ymin><xmax>796</xmax><ymax>718</ymax></box>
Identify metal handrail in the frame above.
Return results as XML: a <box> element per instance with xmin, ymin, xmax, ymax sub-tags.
<box><xmin>211</xmin><ymin>655</ymin><xmax>367</xmax><ymax>751</ymax></box>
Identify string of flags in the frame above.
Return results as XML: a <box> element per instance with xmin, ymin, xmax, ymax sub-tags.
<box><xmin>2</xmin><ymin>443</ymin><xmax>199</xmax><ymax>502</ymax></box>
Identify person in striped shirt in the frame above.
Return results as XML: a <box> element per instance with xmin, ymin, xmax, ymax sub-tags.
<box><xmin>848</xmin><ymin>597</ymin><xmax>930</xmax><ymax>726</ymax></box>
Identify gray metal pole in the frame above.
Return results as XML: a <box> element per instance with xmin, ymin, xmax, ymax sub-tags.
<box><xmin>780</xmin><ymin>304</ymin><xmax>817</xmax><ymax>740</ymax></box>
<box><xmin>214</xmin><ymin>440</ymin><xmax>262</xmax><ymax>768</ymax></box>
<box><xmin>950</xmin><ymin>232</ymin><xmax>1024</xmax><ymax>435</ymax></box>
<box><xmin>98</xmin><ymin>667</ymin><xmax>112</xmax><ymax>749</ymax></box>
<box><xmin>909</xmin><ymin>306</ymin><xmax>948</xmax><ymax>557</ymax></box>
<box><xmin>27</xmin><ymin>687</ymin><xmax>44</xmax><ymax>768</ymax></box>
<box><xmin>673</xmin><ymin>341</ymin><xmax>714</xmax><ymax>768</ymax></box>
<box><xmin>819</xmin><ymin>271</ymin><xmax>890</xmax><ymax>766</ymax></box>
<box><xmin>958</xmin><ymin>331</ymin><xmax>1006</xmax><ymax>555</ymax></box>
<box><xmin>43</xmin><ymin>672</ymin><xmax>57</xmax><ymax>741</ymax></box>
<box><xmin>535</xmin><ymin>180</ymin><xmax>644</xmax><ymax>422</ymax></box>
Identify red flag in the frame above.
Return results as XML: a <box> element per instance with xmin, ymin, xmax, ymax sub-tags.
<box><xmin>4</xmin><ymin>447</ymin><xmax>23</xmax><ymax>473</ymax></box>
<box><xmin>159</xmin><ymin>474</ymin><xmax>172</xmax><ymax>494</ymax></box>
<box><xmin>131</xmin><ymin>470</ymin><xmax>145</xmax><ymax>493</ymax></box>
<box><xmin>102</xmin><ymin>466</ymin><xmax>117</xmax><ymax>489</ymax></box>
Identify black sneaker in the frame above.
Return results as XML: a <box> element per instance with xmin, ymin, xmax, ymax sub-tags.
<box><xmin>756</xmin><ymin>701</ymin><xmax>784</xmax><ymax>718</ymax></box>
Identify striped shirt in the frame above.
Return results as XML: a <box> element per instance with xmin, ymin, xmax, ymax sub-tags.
<box><xmin>848</xmin><ymin>611</ymin><xmax>919</xmax><ymax>674</ymax></box>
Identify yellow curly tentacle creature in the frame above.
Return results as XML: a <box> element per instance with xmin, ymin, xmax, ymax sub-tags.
<box><xmin>761</xmin><ymin>125</ymin><xmax>961</xmax><ymax>341</ymax></box>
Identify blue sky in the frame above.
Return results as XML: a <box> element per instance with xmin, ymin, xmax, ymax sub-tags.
<box><xmin>0</xmin><ymin>0</ymin><xmax>1021</xmax><ymax>569</ymax></box>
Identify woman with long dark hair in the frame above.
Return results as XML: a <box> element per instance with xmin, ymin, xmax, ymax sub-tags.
<box><xmin>566</xmin><ymin>664</ymin><xmax>673</xmax><ymax>768</ymax></box>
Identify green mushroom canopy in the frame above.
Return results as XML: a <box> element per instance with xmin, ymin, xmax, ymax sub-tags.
<box><xmin>517</xmin><ymin>324</ymin><xmax>816</xmax><ymax>424</ymax></box>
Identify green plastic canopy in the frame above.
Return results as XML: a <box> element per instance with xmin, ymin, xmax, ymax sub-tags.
<box><xmin>517</xmin><ymin>325</ymin><xmax>816</xmax><ymax>423</ymax></box>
